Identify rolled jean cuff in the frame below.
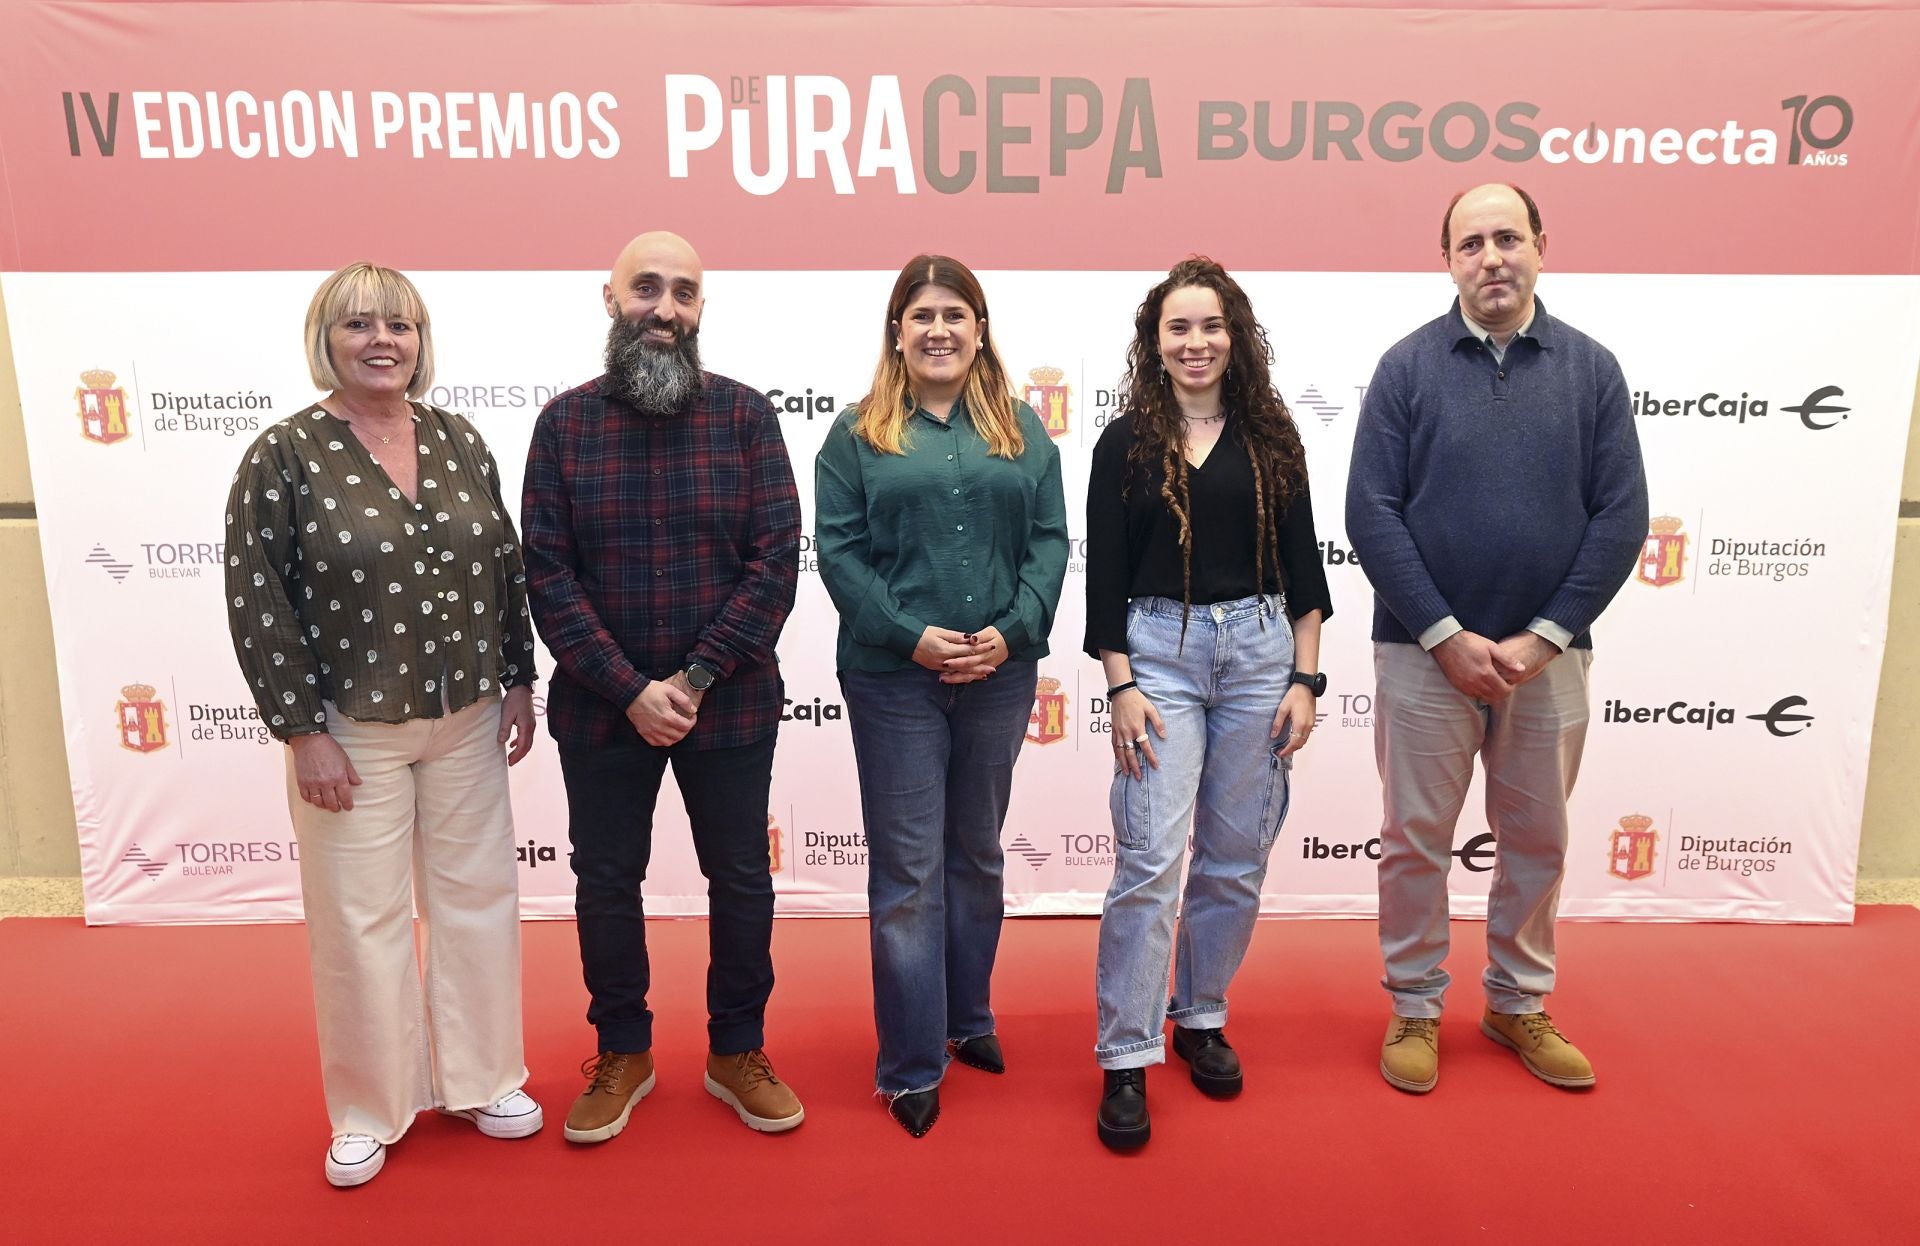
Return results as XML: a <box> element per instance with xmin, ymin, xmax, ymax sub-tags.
<box><xmin>1389</xmin><ymin>997</ymin><xmax>1445</xmax><ymax>1021</ymax></box>
<box><xmin>594</xmin><ymin>1023</ymin><xmax>654</xmax><ymax>1054</ymax></box>
<box><xmin>1095</xmin><ymin>1035</ymin><xmax>1167</xmax><ymax>1071</ymax></box>
<box><xmin>708</xmin><ymin>1021</ymin><xmax>767</xmax><ymax>1056</ymax></box>
<box><xmin>1167</xmin><ymin>1002</ymin><xmax>1227</xmax><ymax>1028</ymax></box>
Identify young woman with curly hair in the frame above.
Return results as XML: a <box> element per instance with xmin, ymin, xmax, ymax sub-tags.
<box><xmin>1083</xmin><ymin>257</ymin><xmax>1332</xmax><ymax>1150</ymax></box>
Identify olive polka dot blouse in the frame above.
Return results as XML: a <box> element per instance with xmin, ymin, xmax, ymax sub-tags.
<box><xmin>223</xmin><ymin>402</ymin><xmax>538</xmax><ymax>740</ymax></box>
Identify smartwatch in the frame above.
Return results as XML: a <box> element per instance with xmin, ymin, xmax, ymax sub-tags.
<box><xmin>682</xmin><ymin>661</ymin><xmax>718</xmax><ymax>692</ymax></box>
<box><xmin>1289</xmin><ymin>670</ymin><xmax>1327</xmax><ymax>697</ymax></box>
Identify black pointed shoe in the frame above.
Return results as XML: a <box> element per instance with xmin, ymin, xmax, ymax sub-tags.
<box><xmin>1096</xmin><ymin>1068</ymin><xmax>1149</xmax><ymax>1151</ymax></box>
<box><xmin>950</xmin><ymin>1034</ymin><xmax>1005</xmax><ymax>1074</ymax></box>
<box><xmin>887</xmin><ymin>1088</ymin><xmax>940</xmax><ymax>1138</ymax></box>
<box><xmin>1171</xmin><ymin>1026</ymin><xmax>1243</xmax><ymax>1098</ymax></box>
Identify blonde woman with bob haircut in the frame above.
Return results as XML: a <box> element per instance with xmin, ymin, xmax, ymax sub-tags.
<box><xmin>816</xmin><ymin>254</ymin><xmax>1069</xmax><ymax>1138</ymax></box>
<box><xmin>224</xmin><ymin>262</ymin><xmax>544</xmax><ymax>1186</ymax></box>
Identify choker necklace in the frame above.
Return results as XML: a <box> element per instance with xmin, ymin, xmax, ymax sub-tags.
<box><xmin>1182</xmin><ymin>411</ymin><xmax>1225</xmax><ymax>425</ymax></box>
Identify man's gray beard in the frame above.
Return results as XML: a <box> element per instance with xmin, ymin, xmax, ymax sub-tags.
<box><xmin>604</xmin><ymin>315</ymin><xmax>703</xmax><ymax>414</ymax></box>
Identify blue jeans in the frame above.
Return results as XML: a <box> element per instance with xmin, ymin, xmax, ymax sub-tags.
<box><xmin>1095</xmin><ymin>595</ymin><xmax>1295</xmax><ymax>1069</ymax></box>
<box><xmin>841</xmin><ymin>661</ymin><xmax>1039</xmax><ymax>1094</ymax></box>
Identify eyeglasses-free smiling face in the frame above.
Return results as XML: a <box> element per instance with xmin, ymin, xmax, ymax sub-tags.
<box><xmin>1157</xmin><ymin>284</ymin><xmax>1230</xmax><ymax>401</ymax></box>
<box><xmin>327</xmin><ymin>312</ymin><xmax>419</xmax><ymax>399</ymax></box>
<box><xmin>1446</xmin><ymin>184</ymin><xmax>1546</xmax><ymax>336</ymax></box>
<box><xmin>894</xmin><ymin>283</ymin><xmax>983</xmax><ymax>404</ymax></box>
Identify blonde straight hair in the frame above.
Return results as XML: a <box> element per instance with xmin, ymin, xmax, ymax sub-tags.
<box><xmin>304</xmin><ymin>262</ymin><xmax>435</xmax><ymax>398</ymax></box>
<box><xmin>853</xmin><ymin>254</ymin><xmax>1023</xmax><ymax>458</ymax></box>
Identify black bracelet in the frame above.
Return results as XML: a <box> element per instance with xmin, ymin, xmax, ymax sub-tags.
<box><xmin>1106</xmin><ymin>680</ymin><xmax>1139</xmax><ymax>698</ymax></box>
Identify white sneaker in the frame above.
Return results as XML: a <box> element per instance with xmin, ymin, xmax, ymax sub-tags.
<box><xmin>325</xmin><ymin>1134</ymin><xmax>385</xmax><ymax>1187</ymax></box>
<box><xmin>443</xmin><ymin>1088</ymin><xmax>544</xmax><ymax>1139</ymax></box>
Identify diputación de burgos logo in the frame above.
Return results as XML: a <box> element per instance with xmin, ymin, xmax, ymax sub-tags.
<box><xmin>1607</xmin><ymin>813</ymin><xmax>1660</xmax><ymax>882</ymax></box>
<box><xmin>1021</xmin><ymin>367</ymin><xmax>1071</xmax><ymax>440</ymax></box>
<box><xmin>1637</xmin><ymin>515</ymin><xmax>1688</xmax><ymax>588</ymax></box>
<box><xmin>1634</xmin><ymin>511</ymin><xmax>1830</xmax><ymax>588</ymax></box>
<box><xmin>1026</xmin><ymin>673</ymin><xmax>1068</xmax><ymax>745</ymax></box>
<box><xmin>76</xmin><ymin>369</ymin><xmax>135</xmax><ymax>445</ymax></box>
<box><xmin>115</xmin><ymin>682</ymin><xmax>169</xmax><ymax>753</ymax></box>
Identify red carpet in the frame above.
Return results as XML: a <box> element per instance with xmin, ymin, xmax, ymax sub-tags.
<box><xmin>5</xmin><ymin>910</ymin><xmax>1918</xmax><ymax>1244</ymax></box>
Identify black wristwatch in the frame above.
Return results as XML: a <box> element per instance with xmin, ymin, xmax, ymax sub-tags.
<box><xmin>682</xmin><ymin>661</ymin><xmax>718</xmax><ymax>692</ymax></box>
<box><xmin>1289</xmin><ymin>670</ymin><xmax>1327</xmax><ymax>697</ymax></box>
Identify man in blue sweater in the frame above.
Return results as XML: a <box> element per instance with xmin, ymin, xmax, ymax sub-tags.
<box><xmin>1347</xmin><ymin>184</ymin><xmax>1647</xmax><ymax>1095</ymax></box>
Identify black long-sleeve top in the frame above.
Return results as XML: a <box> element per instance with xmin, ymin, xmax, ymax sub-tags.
<box><xmin>1083</xmin><ymin>412</ymin><xmax>1333</xmax><ymax>658</ymax></box>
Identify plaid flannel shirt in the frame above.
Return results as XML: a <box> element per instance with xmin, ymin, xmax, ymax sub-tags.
<box><xmin>521</xmin><ymin>372</ymin><xmax>800</xmax><ymax>753</ymax></box>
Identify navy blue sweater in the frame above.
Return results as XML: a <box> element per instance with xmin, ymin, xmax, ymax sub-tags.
<box><xmin>1345</xmin><ymin>298</ymin><xmax>1648</xmax><ymax>649</ymax></box>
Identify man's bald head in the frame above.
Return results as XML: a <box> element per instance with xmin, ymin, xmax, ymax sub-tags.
<box><xmin>604</xmin><ymin>231</ymin><xmax>705</xmax><ymax>328</ymax></box>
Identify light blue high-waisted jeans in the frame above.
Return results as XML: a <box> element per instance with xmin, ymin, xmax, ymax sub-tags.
<box><xmin>1095</xmin><ymin>594</ymin><xmax>1295</xmax><ymax>1069</ymax></box>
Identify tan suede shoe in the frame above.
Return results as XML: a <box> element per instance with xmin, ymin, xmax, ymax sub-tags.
<box><xmin>1380</xmin><ymin>1015</ymin><xmax>1440</xmax><ymax>1093</ymax></box>
<box><xmin>705</xmin><ymin>1049</ymin><xmax>805</xmax><ymax>1133</ymax></box>
<box><xmin>1480</xmin><ymin>1009</ymin><xmax>1596</xmax><ymax>1088</ymax></box>
<box><xmin>563</xmin><ymin>1050</ymin><xmax>656</xmax><ymax>1143</ymax></box>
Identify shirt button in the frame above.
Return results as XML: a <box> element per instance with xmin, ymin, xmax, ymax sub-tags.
<box><xmin>432</xmin><ymin>569</ymin><xmax>441</xmax><ymax>576</ymax></box>
<box><xmin>654</xmin><ymin>619</ymin><xmax>664</xmax><ymax>627</ymax></box>
<box><xmin>946</xmin><ymin>454</ymin><xmax>954</xmax><ymax>461</ymax></box>
<box><xmin>653</xmin><ymin>518</ymin><xmax>662</xmax><ymax>527</ymax></box>
<box><xmin>962</xmin><ymin>559</ymin><xmax>970</xmax><ymax>567</ymax></box>
<box><xmin>952</xmin><ymin>488</ymin><xmax>960</xmax><ymax>495</ymax></box>
<box><xmin>652</xmin><ymin>468</ymin><xmax>663</xmax><ymax>477</ymax></box>
<box><xmin>955</xmin><ymin>524</ymin><xmax>964</xmax><ymax>532</ymax></box>
<box><xmin>966</xmin><ymin>595</ymin><xmax>974</xmax><ymax>602</ymax></box>
<box><xmin>655</xmin><ymin>569</ymin><xmax>664</xmax><ymax>578</ymax></box>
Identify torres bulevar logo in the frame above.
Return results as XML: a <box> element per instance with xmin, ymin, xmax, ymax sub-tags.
<box><xmin>76</xmin><ymin>368</ymin><xmax>134</xmax><ymax>444</ymax></box>
<box><xmin>1026</xmin><ymin>673</ymin><xmax>1068</xmax><ymax>745</ymax></box>
<box><xmin>122</xmin><ymin>843</ymin><xmax>167</xmax><ymax>880</ymax></box>
<box><xmin>1637</xmin><ymin>515</ymin><xmax>1688</xmax><ymax>588</ymax></box>
<box><xmin>1023</xmin><ymin>367</ymin><xmax>1071</xmax><ymax>439</ymax></box>
<box><xmin>115</xmin><ymin>682</ymin><xmax>169</xmax><ymax>753</ymax></box>
<box><xmin>1006</xmin><ymin>833</ymin><xmax>1051</xmax><ymax>870</ymax></box>
<box><xmin>1607</xmin><ymin>813</ymin><xmax>1660</xmax><ymax>882</ymax></box>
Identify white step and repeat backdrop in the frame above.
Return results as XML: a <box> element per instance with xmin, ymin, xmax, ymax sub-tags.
<box><xmin>4</xmin><ymin>2</ymin><xmax>1917</xmax><ymax>923</ymax></box>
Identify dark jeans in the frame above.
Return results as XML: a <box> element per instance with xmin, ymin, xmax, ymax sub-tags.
<box><xmin>559</xmin><ymin>728</ymin><xmax>778</xmax><ymax>1055</ymax></box>
<box><xmin>840</xmin><ymin>661</ymin><xmax>1038</xmax><ymax>1094</ymax></box>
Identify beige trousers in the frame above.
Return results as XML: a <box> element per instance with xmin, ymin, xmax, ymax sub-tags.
<box><xmin>286</xmin><ymin>696</ymin><xmax>527</xmax><ymax>1143</ymax></box>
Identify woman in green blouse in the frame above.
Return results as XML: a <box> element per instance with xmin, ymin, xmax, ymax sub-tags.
<box><xmin>816</xmin><ymin>255</ymin><xmax>1069</xmax><ymax>1137</ymax></box>
<box><xmin>223</xmin><ymin>263</ymin><xmax>542</xmax><ymax>1187</ymax></box>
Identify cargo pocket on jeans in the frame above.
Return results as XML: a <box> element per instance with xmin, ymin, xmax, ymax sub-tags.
<box><xmin>1110</xmin><ymin>767</ymin><xmax>1151</xmax><ymax>852</ymax></box>
<box><xmin>1258</xmin><ymin>743</ymin><xmax>1292</xmax><ymax>851</ymax></box>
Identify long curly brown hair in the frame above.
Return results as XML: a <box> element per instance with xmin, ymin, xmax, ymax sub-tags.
<box><xmin>1119</xmin><ymin>257</ymin><xmax>1309</xmax><ymax>640</ymax></box>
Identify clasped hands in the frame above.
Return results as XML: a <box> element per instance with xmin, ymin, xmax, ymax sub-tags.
<box><xmin>914</xmin><ymin>625</ymin><xmax>1008</xmax><ymax>684</ymax></box>
<box><xmin>626</xmin><ymin>670</ymin><xmax>706</xmax><ymax>747</ymax></box>
<box><xmin>1432</xmin><ymin>629</ymin><xmax>1561</xmax><ymax>702</ymax></box>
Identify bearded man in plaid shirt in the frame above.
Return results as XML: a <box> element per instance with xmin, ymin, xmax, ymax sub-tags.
<box><xmin>522</xmin><ymin>231</ymin><xmax>805</xmax><ymax>1143</ymax></box>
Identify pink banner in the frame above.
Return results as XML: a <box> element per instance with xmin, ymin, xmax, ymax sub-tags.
<box><xmin>3</xmin><ymin>2</ymin><xmax>1918</xmax><ymax>273</ymax></box>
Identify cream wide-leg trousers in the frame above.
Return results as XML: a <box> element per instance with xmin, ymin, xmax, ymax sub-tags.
<box><xmin>285</xmin><ymin>696</ymin><xmax>528</xmax><ymax>1143</ymax></box>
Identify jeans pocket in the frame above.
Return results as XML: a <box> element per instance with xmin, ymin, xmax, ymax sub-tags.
<box><xmin>1258</xmin><ymin>741</ymin><xmax>1292</xmax><ymax>852</ymax></box>
<box><xmin>1109</xmin><ymin>768</ymin><xmax>1151</xmax><ymax>852</ymax></box>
